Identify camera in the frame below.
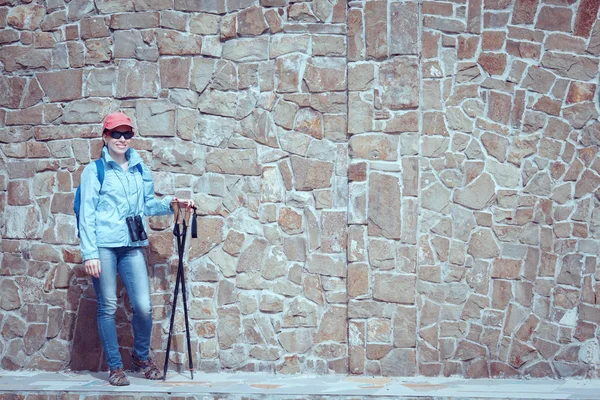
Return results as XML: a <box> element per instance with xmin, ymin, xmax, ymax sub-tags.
<box><xmin>126</xmin><ymin>215</ymin><xmax>148</xmax><ymax>242</ymax></box>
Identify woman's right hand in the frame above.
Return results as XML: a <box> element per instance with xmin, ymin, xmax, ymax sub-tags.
<box><xmin>84</xmin><ymin>259</ymin><xmax>101</xmax><ymax>278</ymax></box>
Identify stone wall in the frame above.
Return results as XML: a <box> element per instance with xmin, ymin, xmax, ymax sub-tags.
<box><xmin>0</xmin><ymin>0</ymin><xmax>599</xmax><ymax>378</ymax></box>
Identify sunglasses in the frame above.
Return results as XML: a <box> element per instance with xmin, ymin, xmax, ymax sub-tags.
<box><xmin>108</xmin><ymin>131</ymin><xmax>134</xmax><ymax>140</ymax></box>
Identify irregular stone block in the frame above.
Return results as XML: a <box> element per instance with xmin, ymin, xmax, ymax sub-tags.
<box><xmin>290</xmin><ymin>155</ymin><xmax>333</xmax><ymax>190</ymax></box>
<box><xmin>0</xmin><ymin>46</ymin><xmax>52</xmax><ymax>72</ymax></box>
<box><xmin>381</xmin><ymin>348</ymin><xmax>416</xmax><ymax>376</ymax></box>
<box><xmin>217</xmin><ymin>307</ymin><xmax>241</xmax><ymax>349</ymax></box>
<box><xmin>223</xmin><ymin>37</ymin><xmax>269</xmax><ymax>62</ymax></box>
<box><xmin>467</xmin><ymin>229</ymin><xmax>499</xmax><ymax>259</ymax></box>
<box><xmin>206</xmin><ymin>148</ymin><xmax>260</xmax><ymax>176</ymax></box>
<box><xmin>541</xmin><ymin>52</ymin><xmax>599</xmax><ymax>81</ymax></box>
<box><xmin>157</xmin><ymin>29</ymin><xmax>202</xmax><ymax>55</ymax></box>
<box><xmin>512</xmin><ymin>0</ymin><xmax>539</xmax><ymax>24</ymax></box>
<box><xmin>110</xmin><ymin>11</ymin><xmax>159</xmax><ymax>29</ymax></box>
<box><xmin>454</xmin><ymin>173</ymin><xmax>495</xmax><ymax>210</ymax></box>
<box><xmin>7</xmin><ymin>4</ymin><xmax>45</xmax><ymax>30</ymax></box>
<box><xmin>304</xmin><ymin>57</ymin><xmax>346</xmax><ymax>92</ymax></box>
<box><xmin>536</xmin><ymin>6</ymin><xmax>573</xmax><ymax>32</ymax></box>
<box><xmin>237</xmin><ymin>5</ymin><xmax>267</xmax><ymax>36</ymax></box>
<box><xmin>390</xmin><ymin>2</ymin><xmax>418</xmax><ymax>55</ymax></box>
<box><xmin>316</xmin><ymin>306</ymin><xmax>347</xmax><ymax>342</ymax></box>
<box><xmin>379</xmin><ymin>57</ymin><xmax>419</xmax><ymax>110</ymax></box>
<box><xmin>115</xmin><ymin>60</ymin><xmax>159</xmax><ymax>98</ymax></box>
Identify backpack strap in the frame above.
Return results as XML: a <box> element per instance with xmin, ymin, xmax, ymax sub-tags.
<box><xmin>95</xmin><ymin>159</ymin><xmax>105</xmax><ymax>188</ymax></box>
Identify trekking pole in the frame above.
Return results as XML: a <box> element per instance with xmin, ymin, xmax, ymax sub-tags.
<box><xmin>180</xmin><ymin>206</ymin><xmax>194</xmax><ymax>379</ymax></box>
<box><xmin>163</xmin><ymin>203</ymin><xmax>195</xmax><ymax>380</ymax></box>
<box><xmin>163</xmin><ymin>203</ymin><xmax>183</xmax><ymax>380</ymax></box>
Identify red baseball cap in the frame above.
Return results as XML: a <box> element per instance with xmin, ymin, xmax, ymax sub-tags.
<box><xmin>103</xmin><ymin>112</ymin><xmax>134</xmax><ymax>131</ymax></box>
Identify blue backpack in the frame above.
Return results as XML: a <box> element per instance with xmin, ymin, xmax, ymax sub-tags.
<box><xmin>74</xmin><ymin>160</ymin><xmax>145</xmax><ymax>237</ymax></box>
<box><xmin>74</xmin><ymin>159</ymin><xmax>105</xmax><ymax>238</ymax></box>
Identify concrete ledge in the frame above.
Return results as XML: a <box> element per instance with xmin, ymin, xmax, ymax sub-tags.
<box><xmin>1</xmin><ymin>370</ymin><xmax>600</xmax><ymax>399</ymax></box>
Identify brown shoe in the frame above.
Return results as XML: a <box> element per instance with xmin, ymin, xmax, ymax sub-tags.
<box><xmin>132</xmin><ymin>353</ymin><xmax>164</xmax><ymax>380</ymax></box>
<box><xmin>109</xmin><ymin>368</ymin><xmax>130</xmax><ymax>386</ymax></box>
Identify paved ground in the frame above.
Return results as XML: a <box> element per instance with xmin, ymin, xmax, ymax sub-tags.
<box><xmin>1</xmin><ymin>370</ymin><xmax>600</xmax><ymax>399</ymax></box>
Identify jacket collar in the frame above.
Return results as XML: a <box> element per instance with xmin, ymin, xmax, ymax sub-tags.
<box><xmin>102</xmin><ymin>146</ymin><xmax>142</xmax><ymax>169</ymax></box>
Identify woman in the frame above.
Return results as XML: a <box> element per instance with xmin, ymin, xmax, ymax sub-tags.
<box><xmin>78</xmin><ymin>112</ymin><xmax>194</xmax><ymax>386</ymax></box>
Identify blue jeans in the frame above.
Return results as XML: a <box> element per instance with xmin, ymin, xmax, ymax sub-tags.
<box><xmin>93</xmin><ymin>247</ymin><xmax>152</xmax><ymax>370</ymax></box>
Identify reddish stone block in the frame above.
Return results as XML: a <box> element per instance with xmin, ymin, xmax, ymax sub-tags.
<box><xmin>0</xmin><ymin>29</ymin><xmax>19</xmax><ymax>45</ymax></box>
<box><xmin>521</xmin><ymin>66</ymin><xmax>556</xmax><ymax>94</ymax></box>
<box><xmin>508</xmin><ymin>25</ymin><xmax>545</xmax><ymax>42</ymax></box>
<box><xmin>490</xmin><ymin>362</ymin><xmax>519</xmax><ymax>377</ymax></box>
<box><xmin>466</xmin><ymin>359</ymin><xmax>489</xmax><ymax>378</ymax></box>
<box><xmin>533</xmin><ymin>96</ymin><xmax>562</xmax><ymax>116</ymax></box>
<box><xmin>506</xmin><ymin>40</ymin><xmax>541</xmax><ymax>60</ymax></box>
<box><xmin>484</xmin><ymin>11</ymin><xmax>509</xmax><ymax>28</ymax></box>
<box><xmin>20</xmin><ymin>31</ymin><xmax>33</xmax><ymax>45</ymax></box>
<box><xmin>6</xmin><ymin>105</ymin><xmax>43</xmax><ymax>126</ymax></box>
<box><xmin>524</xmin><ymin>361</ymin><xmax>556</xmax><ymax>378</ymax></box>
<box><xmin>487</xmin><ymin>91</ymin><xmax>511</xmax><ymax>125</ymax></box>
<box><xmin>509</xmin><ymin>340</ymin><xmax>538</xmax><ymax>368</ymax></box>
<box><xmin>19</xmin><ymin>78</ymin><xmax>41</xmax><ymax>109</ymax></box>
<box><xmin>159</xmin><ymin>57</ymin><xmax>190</xmax><ymax>88</ymax></box>
<box><xmin>422</xmin><ymin>31</ymin><xmax>440</xmax><ymax>58</ymax></box>
<box><xmin>492</xmin><ymin>258</ymin><xmax>522</xmax><ymax>279</ymax></box>
<box><xmin>7</xmin><ymin>180</ymin><xmax>31</xmax><ymax>205</ymax></box>
<box><xmin>26</xmin><ymin>142</ymin><xmax>51</xmax><ymax>158</ymax></box>
<box><xmin>567</xmin><ymin>81</ymin><xmax>596</xmax><ymax>103</ymax></box>
<box><xmin>546</xmin><ymin>33</ymin><xmax>587</xmax><ymax>53</ymax></box>
<box><xmin>65</xmin><ymin>24</ymin><xmax>78</xmax><ymax>40</ymax></box>
<box><xmin>37</xmin><ymin>70</ymin><xmax>83</xmax><ymax>102</ymax></box>
<box><xmin>379</xmin><ymin>57</ymin><xmax>419</xmax><ymax>110</ymax></box>
<box><xmin>423</xmin><ymin>111</ymin><xmax>449</xmax><ymax>136</ymax></box>
<box><xmin>0</xmin><ymin>8</ymin><xmax>8</xmax><ymax>29</ymax></box>
<box><xmin>264</xmin><ymin>9</ymin><xmax>283</xmax><ymax>34</ymax></box>
<box><xmin>33</xmin><ymin>32</ymin><xmax>55</xmax><ymax>48</ymax></box>
<box><xmin>365</xmin><ymin>1</ymin><xmax>387</xmax><ymax>59</ymax></box>
<box><xmin>0</xmin><ymin>45</ymin><xmax>52</xmax><ymax>72</ymax></box>
<box><xmin>85</xmin><ymin>38</ymin><xmax>113</xmax><ymax>65</ymax></box>
<box><xmin>423</xmin><ymin>1</ymin><xmax>453</xmax><ymax>15</ymax></box>
<box><xmin>7</xmin><ymin>4</ymin><xmax>45</xmax><ymax>30</ymax></box>
<box><xmin>485</xmin><ymin>0</ymin><xmax>511</xmax><ymax>8</ymax></box>
<box><xmin>348</xmin><ymin>162</ymin><xmax>367</xmax><ymax>181</ymax></box>
<box><xmin>0</xmin><ymin>76</ymin><xmax>26</xmax><ymax>109</ymax></box>
<box><xmin>478</xmin><ymin>52</ymin><xmax>507</xmax><ymax>75</ymax></box>
<box><xmin>467</xmin><ymin>0</ymin><xmax>482</xmax><ymax>33</ymax></box>
<box><xmin>458</xmin><ymin>35</ymin><xmax>479</xmax><ymax>59</ymax></box>
<box><xmin>237</xmin><ymin>6</ymin><xmax>267</xmax><ymax>36</ymax></box>
<box><xmin>81</xmin><ymin>17</ymin><xmax>110</xmax><ymax>39</ymax></box>
<box><xmin>424</xmin><ymin>16</ymin><xmax>466</xmax><ymax>33</ymax></box>
<box><xmin>511</xmin><ymin>0</ymin><xmax>539</xmax><ymax>24</ymax></box>
<box><xmin>481</xmin><ymin>30</ymin><xmax>505</xmax><ymax>50</ymax></box>
<box><xmin>348</xmin><ymin>9</ymin><xmax>364</xmax><ymax>61</ymax></box>
<box><xmin>515</xmin><ymin>314</ymin><xmax>540</xmax><ymax>342</ymax></box>
<box><xmin>536</xmin><ymin>6</ymin><xmax>573</xmax><ymax>32</ymax></box>
<box><xmin>574</xmin><ymin>0</ymin><xmax>600</xmax><ymax>37</ymax></box>
<box><xmin>67</xmin><ymin>41</ymin><xmax>85</xmax><ymax>68</ymax></box>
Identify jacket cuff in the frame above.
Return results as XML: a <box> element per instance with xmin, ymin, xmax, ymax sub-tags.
<box><xmin>165</xmin><ymin>196</ymin><xmax>174</xmax><ymax>213</ymax></box>
<box><xmin>82</xmin><ymin>251</ymin><xmax>99</xmax><ymax>261</ymax></box>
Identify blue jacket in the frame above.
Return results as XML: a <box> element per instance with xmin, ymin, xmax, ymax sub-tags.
<box><xmin>78</xmin><ymin>146</ymin><xmax>173</xmax><ymax>261</ymax></box>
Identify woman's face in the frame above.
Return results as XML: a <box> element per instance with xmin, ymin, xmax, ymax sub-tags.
<box><xmin>103</xmin><ymin>125</ymin><xmax>133</xmax><ymax>159</ymax></box>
